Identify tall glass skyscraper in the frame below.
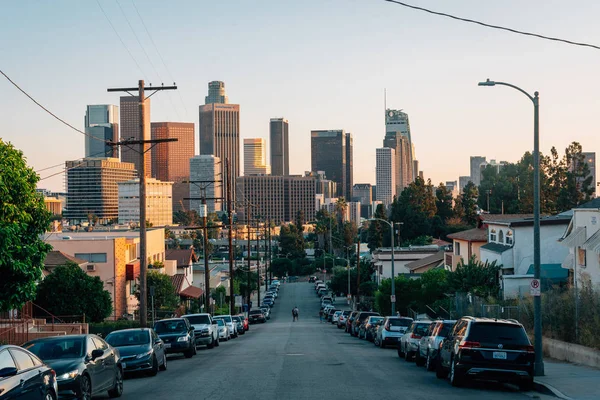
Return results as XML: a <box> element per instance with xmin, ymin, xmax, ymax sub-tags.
<box><xmin>270</xmin><ymin>118</ymin><xmax>289</xmax><ymax>176</ymax></box>
<box><xmin>205</xmin><ymin>81</ymin><xmax>229</xmax><ymax>104</ymax></box>
<box><xmin>310</xmin><ymin>130</ymin><xmax>353</xmax><ymax>200</ymax></box>
<box><xmin>85</xmin><ymin>105</ymin><xmax>119</xmax><ymax>158</ymax></box>
<box><xmin>384</xmin><ymin>109</ymin><xmax>414</xmax><ymax>193</ymax></box>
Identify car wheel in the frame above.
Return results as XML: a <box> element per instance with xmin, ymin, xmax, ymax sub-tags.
<box><xmin>159</xmin><ymin>353</ymin><xmax>167</xmax><ymax>371</ymax></box>
<box><xmin>184</xmin><ymin>348</ymin><xmax>194</xmax><ymax>358</ymax></box>
<box><xmin>426</xmin><ymin>352</ymin><xmax>434</xmax><ymax>371</ymax></box>
<box><xmin>380</xmin><ymin>338</ymin><xmax>386</xmax><ymax>349</ymax></box>
<box><xmin>215</xmin><ymin>337</ymin><xmax>220</xmax><ymax>346</ymax></box>
<box><xmin>148</xmin><ymin>355</ymin><xmax>159</xmax><ymax>376</ymax></box>
<box><xmin>78</xmin><ymin>374</ymin><xmax>92</xmax><ymax>400</ymax></box>
<box><xmin>436</xmin><ymin>356</ymin><xmax>448</xmax><ymax>379</ymax></box>
<box><xmin>108</xmin><ymin>367</ymin><xmax>123</xmax><ymax>398</ymax></box>
<box><xmin>415</xmin><ymin>350</ymin><xmax>425</xmax><ymax>367</ymax></box>
<box><xmin>397</xmin><ymin>344</ymin><xmax>404</xmax><ymax>358</ymax></box>
<box><xmin>449</xmin><ymin>357</ymin><xmax>464</xmax><ymax>387</ymax></box>
<box><xmin>193</xmin><ymin>344</ymin><xmax>197</xmax><ymax>355</ymax></box>
<box><xmin>405</xmin><ymin>349</ymin><xmax>413</xmax><ymax>362</ymax></box>
<box><xmin>45</xmin><ymin>390</ymin><xmax>57</xmax><ymax>400</ymax></box>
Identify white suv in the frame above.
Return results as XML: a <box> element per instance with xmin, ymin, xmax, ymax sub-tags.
<box><xmin>213</xmin><ymin>315</ymin><xmax>238</xmax><ymax>338</ymax></box>
<box><xmin>181</xmin><ymin>313</ymin><xmax>219</xmax><ymax>349</ymax></box>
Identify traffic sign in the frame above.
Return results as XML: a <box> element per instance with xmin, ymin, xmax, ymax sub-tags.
<box><xmin>530</xmin><ymin>279</ymin><xmax>541</xmax><ymax>296</ymax></box>
<box><xmin>390</xmin><ymin>295</ymin><xmax>396</xmax><ymax>303</ymax></box>
<box><xmin>347</xmin><ymin>294</ymin><xmax>352</xmax><ymax>300</ymax></box>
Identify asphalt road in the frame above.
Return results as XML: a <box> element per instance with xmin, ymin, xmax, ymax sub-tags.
<box><xmin>106</xmin><ymin>282</ymin><xmax>549</xmax><ymax>400</ymax></box>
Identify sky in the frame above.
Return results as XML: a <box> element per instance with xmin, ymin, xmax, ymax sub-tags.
<box><xmin>1</xmin><ymin>0</ymin><xmax>599</xmax><ymax>193</ymax></box>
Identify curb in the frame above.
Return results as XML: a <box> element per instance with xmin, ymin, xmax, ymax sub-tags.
<box><xmin>534</xmin><ymin>381</ymin><xmax>574</xmax><ymax>400</ymax></box>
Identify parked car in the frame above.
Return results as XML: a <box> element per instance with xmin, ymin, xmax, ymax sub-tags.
<box><xmin>437</xmin><ymin>317</ymin><xmax>535</xmax><ymax>390</ymax></box>
<box><xmin>267</xmin><ymin>290</ymin><xmax>278</xmax><ymax>298</ymax></box>
<box><xmin>326</xmin><ymin>308</ymin><xmax>340</xmax><ymax>323</ymax></box>
<box><xmin>374</xmin><ymin>317</ymin><xmax>414</xmax><ymax>349</ymax></box>
<box><xmin>272</xmin><ymin>280</ymin><xmax>281</xmax><ymax>287</ymax></box>
<box><xmin>332</xmin><ymin>311</ymin><xmax>343</xmax><ymax>324</ymax></box>
<box><xmin>0</xmin><ymin>344</ymin><xmax>58</xmax><ymax>400</ymax></box>
<box><xmin>215</xmin><ymin>319</ymin><xmax>231</xmax><ymax>341</ymax></box>
<box><xmin>352</xmin><ymin>312</ymin><xmax>380</xmax><ymax>337</ymax></box>
<box><xmin>237</xmin><ymin>315</ymin><xmax>249</xmax><ymax>331</ymax></box>
<box><xmin>359</xmin><ymin>316</ymin><xmax>384</xmax><ymax>341</ymax></box>
<box><xmin>337</xmin><ymin>310</ymin><xmax>351</xmax><ymax>329</ymax></box>
<box><xmin>259</xmin><ymin>306</ymin><xmax>271</xmax><ymax>320</ymax></box>
<box><xmin>309</xmin><ymin>276</ymin><xmax>318</xmax><ymax>283</ymax></box>
<box><xmin>346</xmin><ymin>311</ymin><xmax>360</xmax><ymax>333</ymax></box>
<box><xmin>321</xmin><ymin>295</ymin><xmax>334</xmax><ymax>304</ymax></box>
<box><xmin>153</xmin><ymin>318</ymin><xmax>197</xmax><ymax>358</ymax></box>
<box><xmin>262</xmin><ymin>298</ymin><xmax>274</xmax><ymax>308</ymax></box>
<box><xmin>398</xmin><ymin>321</ymin><xmax>432</xmax><ymax>361</ymax></box>
<box><xmin>213</xmin><ymin>316</ymin><xmax>238</xmax><ymax>338</ymax></box>
<box><xmin>248</xmin><ymin>309</ymin><xmax>266</xmax><ymax>324</ymax></box>
<box><xmin>232</xmin><ymin>316</ymin><xmax>245</xmax><ymax>335</ymax></box>
<box><xmin>181</xmin><ymin>313</ymin><xmax>219</xmax><ymax>349</ymax></box>
<box><xmin>105</xmin><ymin>328</ymin><xmax>167</xmax><ymax>376</ymax></box>
<box><xmin>24</xmin><ymin>334</ymin><xmax>123</xmax><ymax>399</ymax></box>
<box><xmin>263</xmin><ymin>294</ymin><xmax>275</xmax><ymax>304</ymax></box>
<box><xmin>416</xmin><ymin>319</ymin><xmax>456</xmax><ymax>370</ymax></box>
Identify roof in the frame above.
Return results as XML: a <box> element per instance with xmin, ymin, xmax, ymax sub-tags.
<box><xmin>431</xmin><ymin>239</ymin><xmax>451</xmax><ymax>247</ymax></box>
<box><xmin>405</xmin><ymin>251</ymin><xmax>445</xmax><ymax>271</ymax></box>
<box><xmin>180</xmin><ymin>286</ymin><xmax>203</xmax><ymax>299</ymax></box>
<box><xmin>165</xmin><ymin>249</ymin><xmax>198</xmax><ymax>267</ymax></box>
<box><xmin>171</xmin><ymin>274</ymin><xmax>185</xmax><ymax>294</ymax></box>
<box><xmin>480</xmin><ymin>242</ymin><xmax>512</xmax><ymax>254</ymax></box>
<box><xmin>582</xmin><ymin>229</ymin><xmax>600</xmax><ymax>253</ymax></box>
<box><xmin>525</xmin><ymin>264</ymin><xmax>569</xmax><ymax>281</ymax></box>
<box><xmin>487</xmin><ymin>214</ymin><xmax>572</xmax><ymax>228</ymax></box>
<box><xmin>43</xmin><ymin>251</ymin><xmax>88</xmax><ymax>267</ymax></box>
<box><xmin>447</xmin><ymin>228</ymin><xmax>487</xmax><ymax>242</ymax></box>
<box><xmin>479</xmin><ymin>214</ymin><xmax>533</xmax><ymax>224</ymax></box>
<box><xmin>577</xmin><ymin>198</ymin><xmax>600</xmax><ymax>209</ymax></box>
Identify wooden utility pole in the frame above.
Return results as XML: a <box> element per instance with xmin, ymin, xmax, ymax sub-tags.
<box><xmin>201</xmin><ymin>197</ymin><xmax>210</xmax><ymax>311</ymax></box>
<box><xmin>256</xmin><ymin>217</ymin><xmax>260</xmax><ymax>308</ymax></box>
<box><xmin>246</xmin><ymin>207</ymin><xmax>252</xmax><ymax>309</ymax></box>
<box><xmin>268</xmin><ymin>219</ymin><xmax>272</xmax><ymax>285</ymax></box>
<box><xmin>227</xmin><ymin>159</ymin><xmax>235</xmax><ymax>315</ymax></box>
<box><xmin>264</xmin><ymin>220</ymin><xmax>268</xmax><ymax>291</ymax></box>
<box><xmin>357</xmin><ymin>238</ymin><xmax>361</xmax><ymax>298</ymax></box>
<box><xmin>107</xmin><ymin>80</ymin><xmax>177</xmax><ymax>327</ymax></box>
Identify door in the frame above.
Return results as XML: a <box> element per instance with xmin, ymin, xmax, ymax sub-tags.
<box><xmin>151</xmin><ymin>330</ymin><xmax>164</xmax><ymax>364</ymax></box>
<box><xmin>85</xmin><ymin>337</ymin><xmax>103</xmax><ymax>394</ymax></box>
<box><xmin>92</xmin><ymin>337</ymin><xmax>113</xmax><ymax>391</ymax></box>
<box><xmin>7</xmin><ymin>349</ymin><xmax>42</xmax><ymax>400</ymax></box>
<box><xmin>0</xmin><ymin>349</ymin><xmax>25</xmax><ymax>399</ymax></box>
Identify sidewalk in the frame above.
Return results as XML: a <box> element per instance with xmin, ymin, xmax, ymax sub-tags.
<box><xmin>535</xmin><ymin>360</ymin><xmax>600</xmax><ymax>400</ymax></box>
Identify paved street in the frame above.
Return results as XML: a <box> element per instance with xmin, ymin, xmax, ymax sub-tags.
<box><xmin>110</xmin><ymin>282</ymin><xmax>549</xmax><ymax>400</ymax></box>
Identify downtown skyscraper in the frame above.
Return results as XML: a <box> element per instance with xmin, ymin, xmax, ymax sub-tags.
<box><xmin>244</xmin><ymin>138</ymin><xmax>270</xmax><ymax>175</ymax></box>
<box><xmin>84</xmin><ymin>105</ymin><xmax>119</xmax><ymax>158</ymax></box>
<box><xmin>120</xmin><ymin>96</ymin><xmax>151</xmax><ymax>177</ymax></box>
<box><xmin>199</xmin><ymin>81</ymin><xmax>240</xmax><ymax>204</ymax></box>
<box><xmin>384</xmin><ymin>109</ymin><xmax>414</xmax><ymax>194</ymax></box>
<box><xmin>270</xmin><ymin>118</ymin><xmax>289</xmax><ymax>176</ymax></box>
<box><xmin>310</xmin><ymin>130</ymin><xmax>353</xmax><ymax>200</ymax></box>
<box><xmin>376</xmin><ymin>147</ymin><xmax>396</xmax><ymax>207</ymax></box>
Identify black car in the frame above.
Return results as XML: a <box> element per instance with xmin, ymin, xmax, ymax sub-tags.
<box><xmin>0</xmin><ymin>344</ymin><xmax>58</xmax><ymax>400</ymax></box>
<box><xmin>153</xmin><ymin>318</ymin><xmax>196</xmax><ymax>358</ymax></box>
<box><xmin>24</xmin><ymin>334</ymin><xmax>123</xmax><ymax>399</ymax></box>
<box><xmin>437</xmin><ymin>316</ymin><xmax>535</xmax><ymax>390</ymax></box>
<box><xmin>105</xmin><ymin>328</ymin><xmax>167</xmax><ymax>376</ymax></box>
<box><xmin>248</xmin><ymin>309</ymin><xmax>266</xmax><ymax>324</ymax></box>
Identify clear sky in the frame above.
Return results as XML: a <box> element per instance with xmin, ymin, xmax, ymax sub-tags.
<box><xmin>1</xmin><ymin>0</ymin><xmax>599</xmax><ymax>192</ymax></box>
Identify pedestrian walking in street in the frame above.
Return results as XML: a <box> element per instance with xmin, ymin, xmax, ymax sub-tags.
<box><xmin>292</xmin><ymin>306</ymin><xmax>299</xmax><ymax>322</ymax></box>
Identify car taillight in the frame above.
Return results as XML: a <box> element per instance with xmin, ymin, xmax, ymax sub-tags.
<box><xmin>384</xmin><ymin>324</ymin><xmax>391</xmax><ymax>331</ymax></box>
<box><xmin>411</xmin><ymin>333</ymin><xmax>421</xmax><ymax>339</ymax></box>
<box><xmin>50</xmin><ymin>369</ymin><xmax>56</xmax><ymax>381</ymax></box>
<box><xmin>459</xmin><ymin>341</ymin><xmax>481</xmax><ymax>349</ymax></box>
<box><xmin>521</xmin><ymin>345</ymin><xmax>535</xmax><ymax>353</ymax></box>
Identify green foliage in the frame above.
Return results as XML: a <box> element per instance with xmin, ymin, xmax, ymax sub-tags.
<box><xmin>390</xmin><ymin>177</ymin><xmax>438</xmax><ymax>243</ymax></box>
<box><xmin>173</xmin><ymin>210</ymin><xmax>200</xmax><ymax>226</ymax></box>
<box><xmin>328</xmin><ymin>260</ymin><xmax>374</xmax><ymax>296</ymax></box>
<box><xmin>456</xmin><ymin>181</ymin><xmax>479</xmax><ymax>226</ymax></box>
<box><xmin>140</xmin><ymin>271</ymin><xmax>180</xmax><ymax>311</ymax></box>
<box><xmin>36</xmin><ymin>262</ymin><xmax>113</xmax><ymax>322</ymax></box>
<box><xmin>89</xmin><ymin>320</ymin><xmax>141</xmax><ymax>337</ymax></box>
<box><xmin>367</xmin><ymin>204</ymin><xmax>387</xmax><ymax>251</ymax></box>
<box><xmin>234</xmin><ymin>269</ymin><xmax>258</xmax><ymax>301</ymax></box>
<box><xmin>435</xmin><ymin>183</ymin><xmax>454</xmax><ymax>221</ymax></box>
<box><xmin>278</xmin><ymin>223</ymin><xmax>306</xmax><ymax>259</ymax></box>
<box><xmin>0</xmin><ymin>139</ymin><xmax>52</xmax><ymax>312</ymax></box>
<box><xmin>447</xmin><ymin>257</ymin><xmax>501</xmax><ymax>298</ymax></box>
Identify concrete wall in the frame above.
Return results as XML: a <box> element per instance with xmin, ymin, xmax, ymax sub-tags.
<box><xmin>543</xmin><ymin>337</ymin><xmax>600</xmax><ymax>369</ymax></box>
<box><xmin>572</xmin><ymin>209</ymin><xmax>600</xmax><ymax>288</ymax></box>
<box><xmin>502</xmin><ymin>275</ymin><xmax>532</xmax><ymax>299</ymax></box>
<box><xmin>512</xmin><ymin>225</ymin><xmax>569</xmax><ymax>275</ymax></box>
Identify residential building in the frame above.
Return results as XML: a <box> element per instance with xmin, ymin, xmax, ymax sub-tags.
<box><xmin>315</xmin><ymin>194</ymin><xmax>324</xmax><ymax>213</ymax></box>
<box><xmin>348</xmin><ymin>201</ymin><xmax>361</xmax><ymax>227</ymax></box>
<box><xmin>120</xmin><ymin>96</ymin><xmax>151</xmax><ymax>177</ymax></box>
<box><xmin>84</xmin><ymin>105</ymin><xmax>118</xmax><ymax>158</ymax></box>
<box><xmin>372</xmin><ymin>247</ymin><xmax>442</xmax><ymax>280</ymax></box>
<box><xmin>560</xmin><ymin>198</ymin><xmax>600</xmax><ymax>289</ymax></box>
<box><xmin>479</xmin><ymin>214</ymin><xmax>571</xmax><ymax>299</ymax></box>
<box><xmin>405</xmin><ymin>251</ymin><xmax>445</xmax><ymax>274</ymax></box>
<box><xmin>376</xmin><ymin>147</ymin><xmax>396</xmax><ymax>207</ymax></box>
<box><xmin>459</xmin><ymin>176</ymin><xmax>471</xmax><ymax>192</ymax></box>
<box><xmin>582</xmin><ymin>152</ymin><xmax>596</xmax><ymax>197</ymax></box>
<box><xmin>270</xmin><ymin>118</ymin><xmax>289</xmax><ymax>176</ymax></box>
<box><xmin>385</xmin><ymin>109</ymin><xmax>415</xmax><ymax>192</ymax></box>
<box><xmin>151</xmin><ymin>122</ymin><xmax>195</xmax><ymax>213</ymax></box>
<box><xmin>236</xmin><ymin>175</ymin><xmax>316</xmax><ymax>224</ymax></box>
<box><xmin>353</xmin><ymin>183</ymin><xmax>372</xmax><ymax>205</ymax></box>
<box><xmin>311</xmin><ymin>130</ymin><xmax>352</xmax><ymax>199</ymax></box>
<box><xmin>64</xmin><ymin>158</ymin><xmax>137</xmax><ymax>224</ymax></box>
<box><xmin>47</xmin><ymin>228</ymin><xmax>166</xmax><ymax>320</ymax></box>
<box><xmin>244</xmin><ymin>138</ymin><xmax>270</xmax><ymax>175</ymax></box>
<box><xmin>166</xmin><ymin>249</ymin><xmax>202</xmax><ymax>300</ymax></box>
<box><xmin>43</xmin><ymin>251</ymin><xmax>88</xmax><ymax>277</ymax></box>
<box><xmin>199</xmin><ymin>82</ymin><xmax>239</xmax><ymax>204</ymax></box>
<box><xmin>118</xmin><ymin>178</ymin><xmax>173</xmax><ymax>226</ymax></box>
<box><xmin>470</xmin><ymin>156</ymin><xmax>487</xmax><ymax>186</ymax></box>
<box><xmin>189</xmin><ymin>155</ymin><xmax>222</xmax><ymax>214</ymax></box>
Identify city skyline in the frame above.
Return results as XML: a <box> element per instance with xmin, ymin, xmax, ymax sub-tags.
<box><xmin>2</xmin><ymin>1</ymin><xmax>599</xmax><ymax>193</ymax></box>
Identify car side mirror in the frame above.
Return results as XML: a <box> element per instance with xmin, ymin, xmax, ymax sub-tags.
<box><xmin>91</xmin><ymin>349</ymin><xmax>104</xmax><ymax>360</ymax></box>
<box><xmin>154</xmin><ymin>338</ymin><xmax>162</xmax><ymax>344</ymax></box>
<box><xmin>212</xmin><ymin>321</ymin><xmax>218</xmax><ymax>325</ymax></box>
<box><xmin>190</xmin><ymin>326</ymin><xmax>195</xmax><ymax>331</ymax></box>
<box><xmin>0</xmin><ymin>367</ymin><xmax>18</xmax><ymax>378</ymax></box>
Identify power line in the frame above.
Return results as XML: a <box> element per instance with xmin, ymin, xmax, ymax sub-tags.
<box><xmin>384</xmin><ymin>0</ymin><xmax>600</xmax><ymax>51</ymax></box>
<box><xmin>36</xmin><ymin>149</ymin><xmax>110</xmax><ymax>173</ymax></box>
<box><xmin>0</xmin><ymin>69</ymin><xmax>110</xmax><ymax>143</ymax></box>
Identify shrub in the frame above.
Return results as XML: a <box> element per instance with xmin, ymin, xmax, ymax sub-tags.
<box><xmin>89</xmin><ymin>320</ymin><xmax>141</xmax><ymax>338</ymax></box>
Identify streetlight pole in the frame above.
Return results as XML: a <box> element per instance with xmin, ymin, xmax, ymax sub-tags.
<box><xmin>369</xmin><ymin>218</ymin><xmax>396</xmax><ymax>315</ymax></box>
<box><xmin>478</xmin><ymin>78</ymin><xmax>543</xmax><ymax>376</ymax></box>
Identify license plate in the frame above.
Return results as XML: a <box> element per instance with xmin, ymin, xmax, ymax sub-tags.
<box><xmin>164</xmin><ymin>343</ymin><xmax>171</xmax><ymax>349</ymax></box>
<box><xmin>493</xmin><ymin>351</ymin><xmax>507</xmax><ymax>360</ymax></box>
<box><xmin>122</xmin><ymin>363</ymin><xmax>127</xmax><ymax>369</ymax></box>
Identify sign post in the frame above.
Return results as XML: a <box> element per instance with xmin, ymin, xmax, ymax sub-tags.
<box><xmin>390</xmin><ymin>295</ymin><xmax>396</xmax><ymax>303</ymax></box>
<box><xmin>530</xmin><ymin>279</ymin><xmax>541</xmax><ymax>297</ymax></box>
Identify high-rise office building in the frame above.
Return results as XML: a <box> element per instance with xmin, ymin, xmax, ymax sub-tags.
<box><xmin>352</xmin><ymin>183</ymin><xmax>372</xmax><ymax>205</ymax></box>
<box><xmin>582</xmin><ymin>152</ymin><xmax>596</xmax><ymax>197</ymax></box>
<box><xmin>385</xmin><ymin>109</ymin><xmax>414</xmax><ymax>193</ymax></box>
<box><xmin>120</xmin><ymin>96</ymin><xmax>151</xmax><ymax>177</ymax></box>
<box><xmin>84</xmin><ymin>105</ymin><xmax>119</xmax><ymax>158</ymax></box>
<box><xmin>244</xmin><ymin>138</ymin><xmax>270</xmax><ymax>175</ymax></box>
<box><xmin>189</xmin><ymin>155</ymin><xmax>222</xmax><ymax>214</ymax></box>
<box><xmin>376</xmin><ymin>147</ymin><xmax>396</xmax><ymax>207</ymax></box>
<box><xmin>311</xmin><ymin>130</ymin><xmax>352</xmax><ymax>199</ymax></box>
<box><xmin>470</xmin><ymin>156</ymin><xmax>487</xmax><ymax>186</ymax></box>
<box><xmin>64</xmin><ymin>158</ymin><xmax>137</xmax><ymax>224</ymax></box>
<box><xmin>306</xmin><ymin>171</ymin><xmax>337</xmax><ymax>198</ymax></box>
<box><xmin>151</xmin><ymin>122</ymin><xmax>195</xmax><ymax>213</ymax></box>
<box><xmin>118</xmin><ymin>178</ymin><xmax>173</xmax><ymax>226</ymax></box>
<box><xmin>236</xmin><ymin>175</ymin><xmax>316</xmax><ymax>224</ymax></box>
<box><xmin>348</xmin><ymin>201</ymin><xmax>361</xmax><ymax>227</ymax></box>
<box><xmin>459</xmin><ymin>176</ymin><xmax>471</xmax><ymax>192</ymax></box>
<box><xmin>199</xmin><ymin>82</ymin><xmax>239</xmax><ymax>206</ymax></box>
<box><xmin>205</xmin><ymin>81</ymin><xmax>229</xmax><ymax>104</ymax></box>
<box><xmin>270</xmin><ymin>118</ymin><xmax>289</xmax><ymax>176</ymax></box>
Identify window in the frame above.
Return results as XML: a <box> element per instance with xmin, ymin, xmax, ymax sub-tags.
<box><xmin>506</xmin><ymin>236</ymin><xmax>513</xmax><ymax>245</ymax></box>
<box><xmin>86</xmin><ymin>337</ymin><xmax>97</xmax><ymax>357</ymax></box>
<box><xmin>75</xmin><ymin>253</ymin><xmax>107</xmax><ymax>263</ymax></box>
<box><xmin>92</xmin><ymin>337</ymin><xmax>108</xmax><ymax>351</ymax></box>
<box><xmin>490</xmin><ymin>228</ymin><xmax>497</xmax><ymax>242</ymax></box>
<box><xmin>9</xmin><ymin>349</ymin><xmax>35</xmax><ymax>371</ymax></box>
<box><xmin>578</xmin><ymin>247</ymin><xmax>586</xmax><ymax>266</ymax></box>
<box><xmin>0</xmin><ymin>349</ymin><xmax>16</xmax><ymax>370</ymax></box>
<box><xmin>498</xmin><ymin>230</ymin><xmax>504</xmax><ymax>243</ymax></box>
<box><xmin>455</xmin><ymin>242</ymin><xmax>461</xmax><ymax>255</ymax></box>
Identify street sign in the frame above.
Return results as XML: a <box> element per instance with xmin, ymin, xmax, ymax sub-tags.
<box><xmin>235</xmin><ymin>295</ymin><xmax>243</xmax><ymax>307</ymax></box>
<box><xmin>390</xmin><ymin>295</ymin><xmax>396</xmax><ymax>303</ymax></box>
<box><xmin>347</xmin><ymin>294</ymin><xmax>352</xmax><ymax>300</ymax></box>
<box><xmin>530</xmin><ymin>279</ymin><xmax>541</xmax><ymax>296</ymax></box>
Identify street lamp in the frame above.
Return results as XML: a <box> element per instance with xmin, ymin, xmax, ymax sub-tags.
<box><xmin>369</xmin><ymin>218</ymin><xmax>400</xmax><ymax>315</ymax></box>
<box><xmin>478</xmin><ymin>78</ymin><xmax>543</xmax><ymax>376</ymax></box>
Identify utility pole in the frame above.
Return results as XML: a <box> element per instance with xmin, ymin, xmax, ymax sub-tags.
<box><xmin>201</xmin><ymin>197</ymin><xmax>210</xmax><ymax>311</ymax></box>
<box><xmin>256</xmin><ymin>217</ymin><xmax>260</xmax><ymax>308</ymax></box>
<box><xmin>107</xmin><ymin>80</ymin><xmax>177</xmax><ymax>327</ymax></box>
<box><xmin>356</xmin><ymin>238</ymin><xmax>361</xmax><ymax>298</ymax></box>
<box><xmin>268</xmin><ymin>219</ymin><xmax>272</xmax><ymax>285</ymax></box>
<box><xmin>226</xmin><ymin>159</ymin><xmax>235</xmax><ymax>315</ymax></box>
<box><xmin>246</xmin><ymin>206</ymin><xmax>252</xmax><ymax>309</ymax></box>
<box><xmin>264</xmin><ymin>220</ymin><xmax>269</xmax><ymax>291</ymax></box>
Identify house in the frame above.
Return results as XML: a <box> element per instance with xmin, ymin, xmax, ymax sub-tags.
<box><xmin>559</xmin><ymin>198</ymin><xmax>600</xmax><ymax>289</ymax></box>
<box><xmin>43</xmin><ymin>251</ymin><xmax>89</xmax><ymax>277</ymax></box>
<box><xmin>166</xmin><ymin>249</ymin><xmax>202</xmax><ymax>302</ymax></box>
<box><xmin>405</xmin><ymin>251</ymin><xmax>445</xmax><ymax>273</ymax></box>
<box><xmin>372</xmin><ymin>246</ymin><xmax>442</xmax><ymax>281</ymax></box>
<box><xmin>479</xmin><ymin>214</ymin><xmax>571</xmax><ymax>299</ymax></box>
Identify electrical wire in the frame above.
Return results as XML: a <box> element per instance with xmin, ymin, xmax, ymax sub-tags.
<box><xmin>384</xmin><ymin>0</ymin><xmax>600</xmax><ymax>51</ymax></box>
<box><xmin>0</xmin><ymin>69</ymin><xmax>111</xmax><ymax>144</ymax></box>
<box><xmin>36</xmin><ymin>149</ymin><xmax>114</xmax><ymax>173</ymax></box>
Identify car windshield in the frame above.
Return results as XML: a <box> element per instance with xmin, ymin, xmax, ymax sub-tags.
<box><xmin>414</xmin><ymin>324</ymin><xmax>431</xmax><ymax>336</ymax></box>
<box><xmin>389</xmin><ymin>318</ymin><xmax>413</xmax><ymax>327</ymax></box>
<box><xmin>469</xmin><ymin>323</ymin><xmax>530</xmax><ymax>345</ymax></box>
<box><xmin>25</xmin><ymin>338</ymin><xmax>84</xmax><ymax>360</ymax></box>
<box><xmin>216</xmin><ymin>316</ymin><xmax>232</xmax><ymax>323</ymax></box>
<box><xmin>439</xmin><ymin>324</ymin><xmax>454</xmax><ymax>337</ymax></box>
<box><xmin>358</xmin><ymin>313</ymin><xmax>378</xmax><ymax>321</ymax></box>
<box><xmin>342</xmin><ymin>311</ymin><xmax>351</xmax><ymax>316</ymax></box>
<box><xmin>216</xmin><ymin>319</ymin><xmax>225</xmax><ymax>326</ymax></box>
<box><xmin>154</xmin><ymin>320</ymin><xmax>187</xmax><ymax>334</ymax></box>
<box><xmin>249</xmin><ymin>310</ymin><xmax>263</xmax><ymax>315</ymax></box>
<box><xmin>105</xmin><ymin>330</ymin><xmax>149</xmax><ymax>347</ymax></box>
<box><xmin>369</xmin><ymin>317</ymin><xmax>384</xmax><ymax>324</ymax></box>
<box><xmin>185</xmin><ymin>315</ymin><xmax>211</xmax><ymax>325</ymax></box>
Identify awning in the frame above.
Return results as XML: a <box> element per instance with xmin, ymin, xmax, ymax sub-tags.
<box><xmin>126</xmin><ymin>260</ymin><xmax>140</xmax><ymax>281</ymax></box>
<box><xmin>526</xmin><ymin>264</ymin><xmax>569</xmax><ymax>281</ymax></box>
<box><xmin>561</xmin><ymin>254</ymin><xmax>574</xmax><ymax>270</ymax></box>
<box><xmin>560</xmin><ymin>226</ymin><xmax>587</xmax><ymax>247</ymax></box>
<box><xmin>582</xmin><ymin>230</ymin><xmax>600</xmax><ymax>254</ymax></box>
<box><xmin>180</xmin><ymin>286</ymin><xmax>203</xmax><ymax>299</ymax></box>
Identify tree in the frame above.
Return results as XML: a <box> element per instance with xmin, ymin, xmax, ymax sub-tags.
<box><xmin>447</xmin><ymin>257</ymin><xmax>501</xmax><ymax>298</ymax></box>
<box><xmin>367</xmin><ymin>204</ymin><xmax>387</xmax><ymax>251</ymax></box>
<box><xmin>36</xmin><ymin>262</ymin><xmax>112</xmax><ymax>322</ymax></box>
<box><xmin>435</xmin><ymin>183</ymin><xmax>454</xmax><ymax>221</ymax></box>
<box><xmin>270</xmin><ymin>258</ymin><xmax>293</xmax><ymax>278</ymax></box>
<box><xmin>278</xmin><ymin>224</ymin><xmax>305</xmax><ymax>259</ymax></box>
<box><xmin>0</xmin><ymin>139</ymin><xmax>52</xmax><ymax>312</ymax></box>
<box><xmin>139</xmin><ymin>271</ymin><xmax>180</xmax><ymax>311</ymax></box>
<box><xmin>173</xmin><ymin>210</ymin><xmax>201</xmax><ymax>226</ymax></box>
<box><xmin>557</xmin><ymin>142</ymin><xmax>595</xmax><ymax>210</ymax></box>
<box><xmin>457</xmin><ymin>182</ymin><xmax>479</xmax><ymax>226</ymax></box>
<box><xmin>389</xmin><ymin>177</ymin><xmax>437</xmax><ymax>242</ymax></box>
